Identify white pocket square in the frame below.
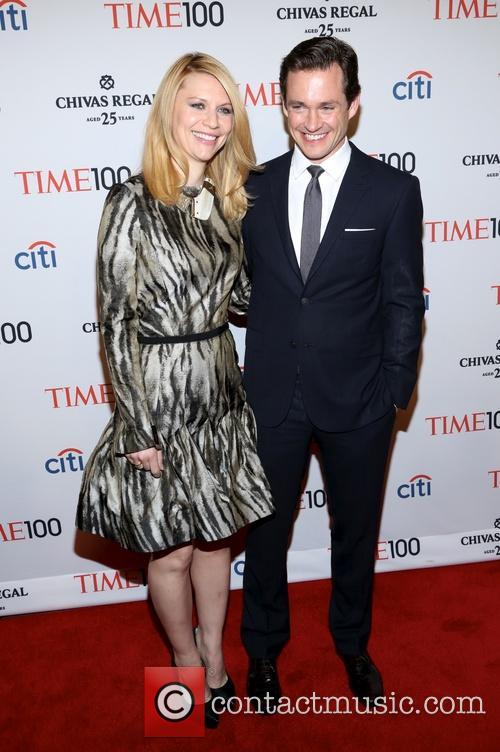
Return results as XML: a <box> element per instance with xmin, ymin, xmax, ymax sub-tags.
<box><xmin>344</xmin><ymin>227</ymin><xmax>376</xmax><ymax>232</ymax></box>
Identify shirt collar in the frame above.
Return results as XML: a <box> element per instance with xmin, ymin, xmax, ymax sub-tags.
<box><xmin>290</xmin><ymin>137</ymin><xmax>351</xmax><ymax>181</ymax></box>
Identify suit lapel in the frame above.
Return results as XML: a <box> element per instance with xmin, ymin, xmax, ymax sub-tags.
<box><xmin>268</xmin><ymin>152</ymin><xmax>303</xmax><ymax>284</ymax></box>
<box><xmin>305</xmin><ymin>143</ymin><xmax>371</xmax><ymax>286</ymax></box>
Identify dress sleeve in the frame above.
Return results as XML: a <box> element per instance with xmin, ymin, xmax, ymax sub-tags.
<box><xmin>97</xmin><ymin>183</ymin><xmax>159</xmax><ymax>454</ymax></box>
<box><xmin>229</xmin><ymin>234</ymin><xmax>252</xmax><ymax>315</ymax></box>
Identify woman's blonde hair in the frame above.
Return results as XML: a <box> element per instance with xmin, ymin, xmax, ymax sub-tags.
<box><xmin>143</xmin><ymin>52</ymin><xmax>256</xmax><ymax>221</ymax></box>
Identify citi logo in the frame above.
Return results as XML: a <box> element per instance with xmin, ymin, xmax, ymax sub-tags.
<box><xmin>433</xmin><ymin>0</ymin><xmax>498</xmax><ymax>19</ymax></box>
<box><xmin>393</xmin><ymin>70</ymin><xmax>432</xmax><ymax>101</ymax></box>
<box><xmin>423</xmin><ymin>287</ymin><xmax>430</xmax><ymax>311</ymax></box>
<box><xmin>45</xmin><ymin>447</ymin><xmax>84</xmax><ymax>475</ymax></box>
<box><xmin>15</xmin><ymin>240</ymin><xmax>57</xmax><ymax>270</ymax></box>
<box><xmin>0</xmin><ymin>0</ymin><xmax>28</xmax><ymax>31</ymax></box>
<box><xmin>45</xmin><ymin>448</ymin><xmax>85</xmax><ymax>474</ymax></box>
<box><xmin>397</xmin><ymin>474</ymin><xmax>432</xmax><ymax>499</ymax></box>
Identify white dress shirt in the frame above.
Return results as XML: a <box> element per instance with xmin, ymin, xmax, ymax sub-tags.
<box><xmin>288</xmin><ymin>137</ymin><xmax>352</xmax><ymax>264</ymax></box>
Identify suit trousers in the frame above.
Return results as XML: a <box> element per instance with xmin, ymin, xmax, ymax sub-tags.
<box><xmin>242</xmin><ymin>375</ymin><xmax>395</xmax><ymax>658</ymax></box>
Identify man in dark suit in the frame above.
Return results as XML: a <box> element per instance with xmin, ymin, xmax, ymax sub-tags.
<box><xmin>241</xmin><ymin>36</ymin><xmax>424</xmax><ymax>709</ymax></box>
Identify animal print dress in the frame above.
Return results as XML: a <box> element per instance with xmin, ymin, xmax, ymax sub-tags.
<box><xmin>76</xmin><ymin>175</ymin><xmax>274</xmax><ymax>553</ymax></box>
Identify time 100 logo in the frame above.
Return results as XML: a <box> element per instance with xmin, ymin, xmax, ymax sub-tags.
<box><xmin>299</xmin><ymin>489</ymin><xmax>328</xmax><ymax>509</ymax></box>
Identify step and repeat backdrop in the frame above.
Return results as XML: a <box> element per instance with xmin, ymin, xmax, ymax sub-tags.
<box><xmin>1</xmin><ymin>0</ymin><xmax>499</xmax><ymax>616</ymax></box>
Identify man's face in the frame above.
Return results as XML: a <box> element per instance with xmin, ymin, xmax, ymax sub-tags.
<box><xmin>282</xmin><ymin>63</ymin><xmax>360</xmax><ymax>162</ymax></box>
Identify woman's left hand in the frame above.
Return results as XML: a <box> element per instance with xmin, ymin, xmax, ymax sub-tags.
<box><xmin>125</xmin><ymin>447</ymin><xmax>164</xmax><ymax>478</ymax></box>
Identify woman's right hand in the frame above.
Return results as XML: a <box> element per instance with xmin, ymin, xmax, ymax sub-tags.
<box><xmin>125</xmin><ymin>447</ymin><xmax>164</xmax><ymax>478</ymax></box>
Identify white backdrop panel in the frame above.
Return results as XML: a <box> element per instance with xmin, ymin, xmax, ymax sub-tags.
<box><xmin>1</xmin><ymin>0</ymin><xmax>499</xmax><ymax>615</ymax></box>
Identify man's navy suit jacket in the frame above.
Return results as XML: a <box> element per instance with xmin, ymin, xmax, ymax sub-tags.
<box><xmin>241</xmin><ymin>141</ymin><xmax>424</xmax><ymax>431</ymax></box>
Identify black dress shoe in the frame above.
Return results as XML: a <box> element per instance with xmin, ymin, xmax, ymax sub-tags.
<box><xmin>247</xmin><ymin>658</ymin><xmax>281</xmax><ymax>714</ymax></box>
<box><xmin>192</xmin><ymin>628</ymin><xmax>235</xmax><ymax>718</ymax></box>
<box><xmin>204</xmin><ymin>696</ymin><xmax>219</xmax><ymax>729</ymax></box>
<box><xmin>210</xmin><ymin>673</ymin><xmax>236</xmax><ymax>703</ymax></box>
<box><xmin>207</xmin><ymin>673</ymin><xmax>236</xmax><ymax>717</ymax></box>
<box><xmin>341</xmin><ymin>652</ymin><xmax>384</xmax><ymax>706</ymax></box>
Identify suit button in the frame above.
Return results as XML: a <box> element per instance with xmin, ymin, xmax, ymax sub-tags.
<box><xmin>301</xmin><ymin>297</ymin><xmax>310</xmax><ymax>306</ymax></box>
<box><xmin>290</xmin><ymin>340</ymin><xmax>297</xmax><ymax>348</ymax></box>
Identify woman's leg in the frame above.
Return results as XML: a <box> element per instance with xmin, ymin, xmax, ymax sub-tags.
<box><xmin>147</xmin><ymin>544</ymin><xmax>200</xmax><ymax>668</ymax></box>
<box><xmin>190</xmin><ymin>543</ymin><xmax>231</xmax><ymax>687</ymax></box>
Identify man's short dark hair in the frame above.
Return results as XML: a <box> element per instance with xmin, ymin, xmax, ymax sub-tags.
<box><xmin>279</xmin><ymin>36</ymin><xmax>361</xmax><ymax>105</ymax></box>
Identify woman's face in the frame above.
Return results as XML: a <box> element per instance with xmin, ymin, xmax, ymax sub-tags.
<box><xmin>171</xmin><ymin>71</ymin><xmax>234</xmax><ymax>183</ymax></box>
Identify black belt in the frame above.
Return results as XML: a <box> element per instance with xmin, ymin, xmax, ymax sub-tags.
<box><xmin>138</xmin><ymin>322</ymin><xmax>228</xmax><ymax>345</ymax></box>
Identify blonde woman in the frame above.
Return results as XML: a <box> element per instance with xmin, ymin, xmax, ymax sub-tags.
<box><xmin>76</xmin><ymin>53</ymin><xmax>274</xmax><ymax>728</ymax></box>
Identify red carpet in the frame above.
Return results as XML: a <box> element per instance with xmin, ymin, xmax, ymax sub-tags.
<box><xmin>2</xmin><ymin>562</ymin><xmax>499</xmax><ymax>751</ymax></box>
